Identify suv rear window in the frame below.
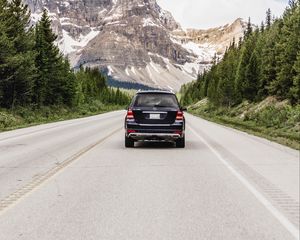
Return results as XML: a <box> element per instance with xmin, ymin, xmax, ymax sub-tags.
<box><xmin>133</xmin><ymin>94</ymin><xmax>179</xmax><ymax>108</ymax></box>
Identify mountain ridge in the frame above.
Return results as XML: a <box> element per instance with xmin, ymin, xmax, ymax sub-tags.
<box><xmin>24</xmin><ymin>0</ymin><xmax>245</xmax><ymax>90</ymax></box>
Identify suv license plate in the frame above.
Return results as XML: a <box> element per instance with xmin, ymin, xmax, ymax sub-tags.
<box><xmin>150</xmin><ymin>114</ymin><xmax>160</xmax><ymax>119</ymax></box>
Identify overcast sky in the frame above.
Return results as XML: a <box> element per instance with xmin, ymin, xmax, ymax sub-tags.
<box><xmin>157</xmin><ymin>0</ymin><xmax>289</xmax><ymax>29</ymax></box>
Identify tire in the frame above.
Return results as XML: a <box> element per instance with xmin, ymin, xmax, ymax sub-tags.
<box><xmin>176</xmin><ymin>136</ymin><xmax>185</xmax><ymax>148</ymax></box>
<box><xmin>125</xmin><ymin>136</ymin><xmax>135</xmax><ymax>148</ymax></box>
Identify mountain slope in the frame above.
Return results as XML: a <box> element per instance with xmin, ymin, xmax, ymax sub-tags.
<box><xmin>25</xmin><ymin>0</ymin><xmax>245</xmax><ymax>90</ymax></box>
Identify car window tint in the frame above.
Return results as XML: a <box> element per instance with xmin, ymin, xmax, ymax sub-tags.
<box><xmin>134</xmin><ymin>94</ymin><xmax>179</xmax><ymax>108</ymax></box>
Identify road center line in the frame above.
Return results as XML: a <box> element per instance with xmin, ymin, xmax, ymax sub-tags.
<box><xmin>0</xmin><ymin>127</ymin><xmax>122</xmax><ymax>215</ymax></box>
<box><xmin>189</xmin><ymin>125</ymin><xmax>299</xmax><ymax>240</ymax></box>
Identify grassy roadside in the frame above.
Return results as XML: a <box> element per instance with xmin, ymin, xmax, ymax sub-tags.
<box><xmin>0</xmin><ymin>100</ymin><xmax>125</xmax><ymax>132</ymax></box>
<box><xmin>188</xmin><ymin>98</ymin><xmax>300</xmax><ymax>150</ymax></box>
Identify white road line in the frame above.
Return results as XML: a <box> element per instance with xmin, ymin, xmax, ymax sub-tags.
<box><xmin>189</xmin><ymin>126</ymin><xmax>299</xmax><ymax>240</ymax></box>
<box><xmin>0</xmin><ymin>127</ymin><xmax>122</xmax><ymax>216</ymax></box>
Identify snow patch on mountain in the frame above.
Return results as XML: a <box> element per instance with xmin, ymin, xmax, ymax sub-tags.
<box><xmin>143</xmin><ymin>18</ymin><xmax>160</xmax><ymax>27</ymax></box>
<box><xmin>60</xmin><ymin>29</ymin><xmax>100</xmax><ymax>55</ymax></box>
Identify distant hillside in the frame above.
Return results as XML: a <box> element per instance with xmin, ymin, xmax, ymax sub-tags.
<box><xmin>180</xmin><ymin>2</ymin><xmax>300</xmax><ymax>106</ymax></box>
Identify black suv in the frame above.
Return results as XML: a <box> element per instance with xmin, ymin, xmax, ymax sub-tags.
<box><xmin>125</xmin><ymin>90</ymin><xmax>186</xmax><ymax>148</ymax></box>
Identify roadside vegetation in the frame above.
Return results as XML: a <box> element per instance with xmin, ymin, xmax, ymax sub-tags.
<box><xmin>189</xmin><ymin>97</ymin><xmax>300</xmax><ymax>149</ymax></box>
<box><xmin>0</xmin><ymin>1</ymin><xmax>131</xmax><ymax>131</ymax></box>
<box><xmin>180</xmin><ymin>1</ymin><xmax>300</xmax><ymax>149</ymax></box>
<box><xmin>0</xmin><ymin>102</ymin><xmax>124</xmax><ymax>131</ymax></box>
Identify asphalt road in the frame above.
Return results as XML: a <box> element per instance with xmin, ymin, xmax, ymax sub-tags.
<box><xmin>0</xmin><ymin>111</ymin><xmax>299</xmax><ymax>240</ymax></box>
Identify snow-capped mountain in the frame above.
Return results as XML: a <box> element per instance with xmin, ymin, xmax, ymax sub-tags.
<box><xmin>25</xmin><ymin>0</ymin><xmax>245</xmax><ymax>90</ymax></box>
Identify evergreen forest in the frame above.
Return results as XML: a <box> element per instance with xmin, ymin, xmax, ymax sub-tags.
<box><xmin>180</xmin><ymin>1</ymin><xmax>300</xmax><ymax>107</ymax></box>
<box><xmin>0</xmin><ymin>0</ymin><xmax>130</xmax><ymax>110</ymax></box>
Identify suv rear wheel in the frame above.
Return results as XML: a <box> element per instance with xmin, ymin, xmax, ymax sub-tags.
<box><xmin>176</xmin><ymin>136</ymin><xmax>185</xmax><ymax>148</ymax></box>
<box><xmin>125</xmin><ymin>136</ymin><xmax>135</xmax><ymax>148</ymax></box>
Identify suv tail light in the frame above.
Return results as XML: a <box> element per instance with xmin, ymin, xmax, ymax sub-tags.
<box><xmin>176</xmin><ymin>111</ymin><xmax>184</xmax><ymax>120</ymax></box>
<box><xmin>126</xmin><ymin>109</ymin><xmax>134</xmax><ymax>120</ymax></box>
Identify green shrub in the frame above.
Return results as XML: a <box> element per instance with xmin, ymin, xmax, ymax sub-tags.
<box><xmin>0</xmin><ymin>111</ymin><xmax>21</xmax><ymax>128</ymax></box>
<box><xmin>245</xmin><ymin>106</ymin><xmax>298</xmax><ymax>128</ymax></box>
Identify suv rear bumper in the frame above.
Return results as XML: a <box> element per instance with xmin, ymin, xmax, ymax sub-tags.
<box><xmin>128</xmin><ymin>132</ymin><xmax>182</xmax><ymax>141</ymax></box>
<box><xmin>125</xmin><ymin>120</ymin><xmax>185</xmax><ymax>141</ymax></box>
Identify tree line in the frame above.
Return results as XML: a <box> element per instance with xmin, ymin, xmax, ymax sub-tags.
<box><xmin>0</xmin><ymin>0</ymin><xmax>130</xmax><ymax>109</ymax></box>
<box><xmin>180</xmin><ymin>0</ymin><xmax>300</xmax><ymax>107</ymax></box>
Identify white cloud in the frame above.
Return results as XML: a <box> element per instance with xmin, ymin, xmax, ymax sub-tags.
<box><xmin>157</xmin><ymin>0</ymin><xmax>289</xmax><ymax>29</ymax></box>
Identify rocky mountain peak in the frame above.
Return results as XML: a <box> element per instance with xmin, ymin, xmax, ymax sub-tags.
<box><xmin>24</xmin><ymin>0</ymin><xmax>245</xmax><ymax>90</ymax></box>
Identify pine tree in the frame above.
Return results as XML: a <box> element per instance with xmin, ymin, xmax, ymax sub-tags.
<box><xmin>266</xmin><ymin>8</ymin><xmax>272</xmax><ymax>29</ymax></box>
<box><xmin>235</xmin><ymin>41</ymin><xmax>252</xmax><ymax>102</ymax></box>
<box><xmin>291</xmin><ymin>52</ymin><xmax>300</xmax><ymax>103</ymax></box>
<box><xmin>0</xmin><ymin>0</ymin><xmax>11</xmax><ymax>105</ymax></box>
<box><xmin>238</xmin><ymin>37</ymin><xmax>243</xmax><ymax>49</ymax></box>
<box><xmin>34</xmin><ymin>9</ymin><xmax>76</xmax><ymax>106</ymax></box>
<box><xmin>288</xmin><ymin>0</ymin><xmax>296</xmax><ymax>9</ymax></box>
<box><xmin>244</xmin><ymin>17</ymin><xmax>253</xmax><ymax>39</ymax></box>
<box><xmin>0</xmin><ymin>0</ymin><xmax>36</xmax><ymax>108</ymax></box>
<box><xmin>244</xmin><ymin>51</ymin><xmax>259</xmax><ymax>101</ymax></box>
<box><xmin>258</xmin><ymin>19</ymin><xmax>283</xmax><ymax>98</ymax></box>
<box><xmin>54</xmin><ymin>58</ymin><xmax>76</xmax><ymax>106</ymax></box>
<box><xmin>260</xmin><ymin>22</ymin><xmax>265</xmax><ymax>33</ymax></box>
<box><xmin>269</xmin><ymin>1</ymin><xmax>300</xmax><ymax>99</ymax></box>
<box><xmin>34</xmin><ymin>9</ymin><xmax>57</xmax><ymax>105</ymax></box>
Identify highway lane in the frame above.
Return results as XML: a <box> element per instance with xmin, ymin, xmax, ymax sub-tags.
<box><xmin>0</xmin><ymin>111</ymin><xmax>124</xmax><ymax>200</ymax></box>
<box><xmin>0</xmin><ymin>111</ymin><xmax>299</xmax><ymax>239</ymax></box>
